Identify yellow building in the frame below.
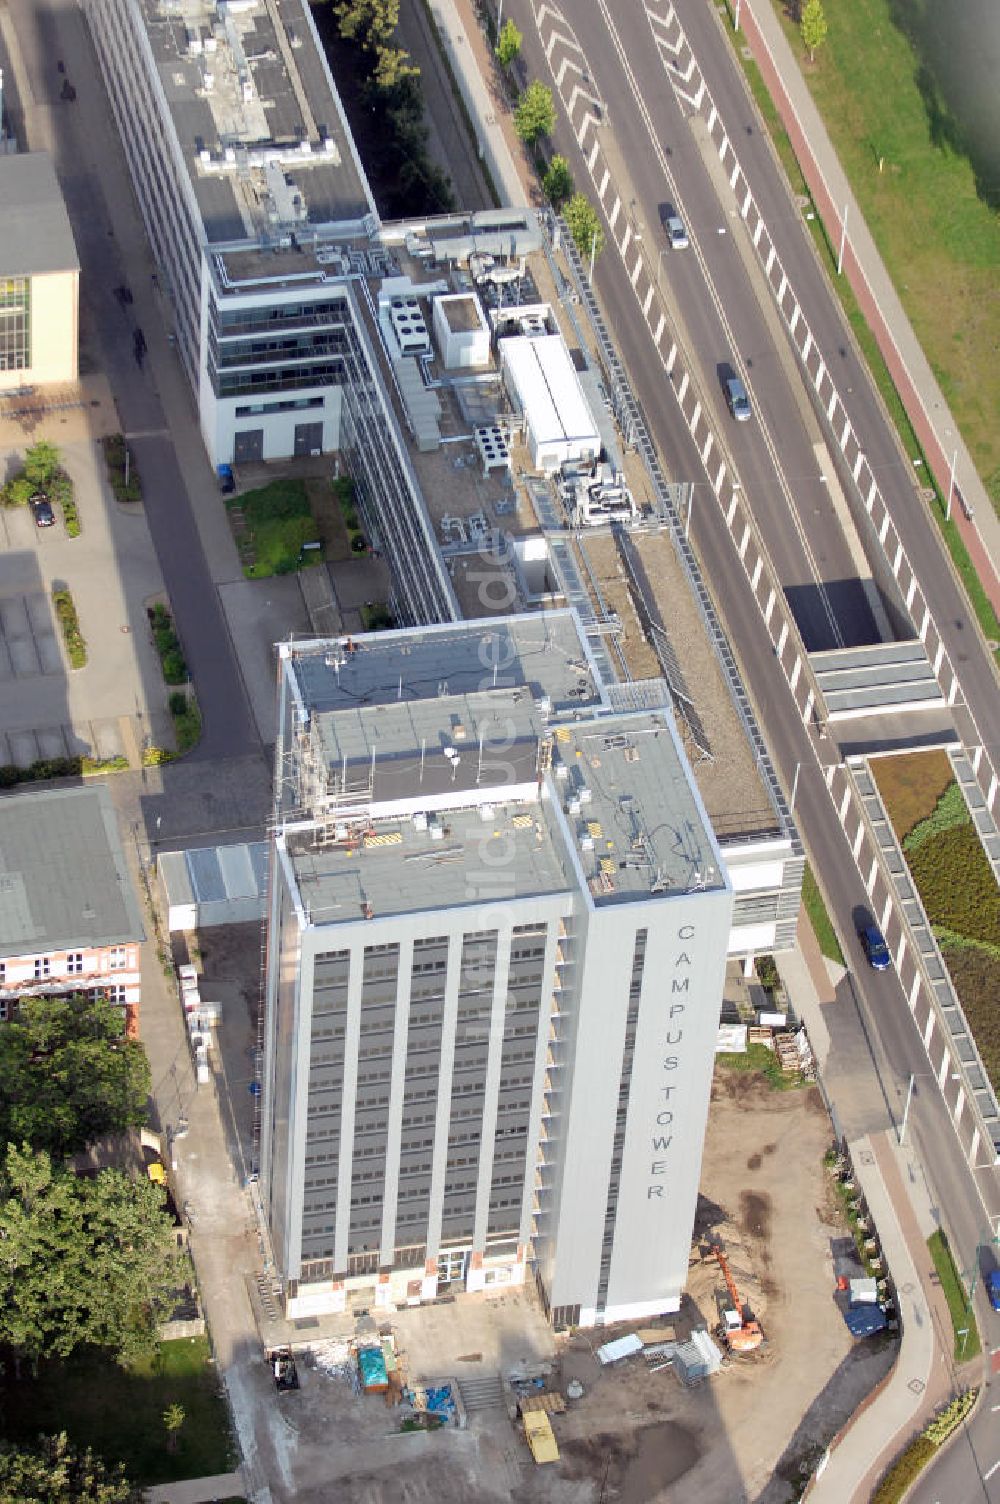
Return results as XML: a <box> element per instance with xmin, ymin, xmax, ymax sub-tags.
<box><xmin>0</xmin><ymin>152</ymin><xmax>79</xmax><ymax>392</ymax></box>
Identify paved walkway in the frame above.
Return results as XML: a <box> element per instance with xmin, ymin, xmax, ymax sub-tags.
<box><xmin>147</xmin><ymin>1472</ymin><xmax>245</xmax><ymax>1504</ymax></box>
<box><xmin>781</xmin><ymin>917</ymin><xmax>980</xmax><ymax>1501</ymax></box>
<box><xmin>740</xmin><ymin>0</ymin><xmax>1000</xmax><ymax>614</ymax></box>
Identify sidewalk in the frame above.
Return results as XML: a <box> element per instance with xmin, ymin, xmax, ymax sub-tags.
<box><xmin>147</xmin><ymin>1472</ymin><xmax>245</xmax><ymax>1504</ymax></box>
<box><xmin>741</xmin><ymin>0</ymin><xmax>1000</xmax><ymax>614</ymax></box>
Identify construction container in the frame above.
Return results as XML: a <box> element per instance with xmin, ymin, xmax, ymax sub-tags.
<box><xmin>523</xmin><ymin>1409</ymin><xmax>559</xmax><ymax>1464</ymax></box>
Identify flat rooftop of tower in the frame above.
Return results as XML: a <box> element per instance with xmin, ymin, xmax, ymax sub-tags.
<box><xmin>282</xmin><ymin>700</ymin><xmax>724</xmax><ymax>915</ymax></box>
<box><xmin>279</xmin><ymin>614</ymin><xmax>727</xmax><ymax>909</ymax></box>
<box><xmin>139</xmin><ymin>0</ymin><xmax>373</xmax><ymax>247</ymax></box>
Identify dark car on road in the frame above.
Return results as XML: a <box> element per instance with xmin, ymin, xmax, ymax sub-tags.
<box><xmin>30</xmin><ymin>494</ymin><xmax>55</xmax><ymax>527</ymax></box>
<box><xmin>859</xmin><ymin>923</ymin><xmax>891</xmax><ymax>971</ymax></box>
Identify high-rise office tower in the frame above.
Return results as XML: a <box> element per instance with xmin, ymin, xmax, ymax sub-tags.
<box><xmin>260</xmin><ymin>611</ymin><xmax>733</xmax><ymax>1326</ymax></box>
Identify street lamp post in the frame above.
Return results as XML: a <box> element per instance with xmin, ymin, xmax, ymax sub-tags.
<box><xmin>588</xmin><ymin>227</ymin><xmax>598</xmax><ymax>287</ymax></box>
<box><xmin>946</xmin><ymin>449</ymin><xmax>958</xmax><ymax>522</ymax></box>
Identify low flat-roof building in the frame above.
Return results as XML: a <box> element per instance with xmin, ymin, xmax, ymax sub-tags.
<box><xmin>0</xmin><ymin>153</ymin><xmax>79</xmax><ymax>392</ymax></box>
<box><xmin>0</xmin><ymin>785</ymin><xmax>145</xmax><ymax>1031</ymax></box>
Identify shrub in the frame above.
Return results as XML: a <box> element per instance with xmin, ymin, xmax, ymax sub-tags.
<box><xmin>871</xmin><ymin>1436</ymin><xmax>936</xmax><ymax>1504</ymax></box>
<box><xmin>148</xmin><ymin>603</ymin><xmax>188</xmax><ymax>684</ymax></box>
<box><xmin>49</xmin><ymin>473</ymin><xmax>80</xmax><ymax>537</ymax></box>
<box><xmin>143</xmin><ymin>746</ymin><xmax>175</xmax><ymax>768</ymax></box>
<box><xmin>755</xmin><ymin>954</ymin><xmax>780</xmax><ymax>990</ymax></box>
<box><xmin>52</xmin><ymin>589</ymin><xmax>87</xmax><ymax>669</ymax></box>
<box><xmin>3</xmin><ymin>474</ymin><xmax>33</xmax><ymax>509</ymax></box>
<box><xmin>168</xmin><ymin>691</ymin><xmax>188</xmax><ymax>716</ymax></box>
<box><xmin>161</xmin><ymin>649</ymin><xmax>187</xmax><ymax>685</ymax></box>
<box><xmin>350</xmin><ymin>533</ymin><xmax>367</xmax><ymax>553</ymax></box>
<box><xmin>23</xmin><ymin>440</ymin><xmax>61</xmax><ymax>489</ymax></box>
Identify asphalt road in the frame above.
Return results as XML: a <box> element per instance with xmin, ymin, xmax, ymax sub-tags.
<box><xmin>4</xmin><ymin>0</ymin><xmax>259</xmax><ymax>763</ymax></box>
<box><xmin>510</xmin><ymin>0</ymin><xmax>1000</xmax><ymax>1385</ymax></box>
<box><xmin>912</xmin><ymin>1388</ymin><xmax>1000</xmax><ymax>1504</ymax></box>
<box><xmin>669</xmin><ymin>0</ymin><xmax>1000</xmax><ymax>767</ymax></box>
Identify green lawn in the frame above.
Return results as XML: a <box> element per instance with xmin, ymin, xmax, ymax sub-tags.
<box><xmin>227</xmin><ymin>479</ymin><xmax>322</xmax><ymax>578</ymax></box>
<box><xmin>767</xmin><ymin>0</ymin><xmax>1000</xmax><ymax>517</ymax></box>
<box><xmin>715</xmin><ymin>1041</ymin><xmax>806</xmax><ymax>1090</ymax></box>
<box><xmin>927</xmin><ymin>1228</ymin><xmax>981</xmax><ymax>1361</ymax></box>
<box><xmin>0</xmin><ymin>1338</ymin><xmax>236</xmax><ymax>1486</ymax></box>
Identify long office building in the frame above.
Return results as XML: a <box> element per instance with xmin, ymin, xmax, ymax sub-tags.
<box><xmin>261</xmin><ymin>613</ymin><xmax>733</xmax><ymax>1325</ymax></box>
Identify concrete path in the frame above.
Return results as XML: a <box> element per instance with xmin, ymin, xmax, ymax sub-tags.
<box><xmin>740</xmin><ymin>0</ymin><xmax>1000</xmax><ymax>614</ymax></box>
<box><xmin>146</xmin><ymin>1472</ymin><xmax>245</xmax><ymax>1504</ymax></box>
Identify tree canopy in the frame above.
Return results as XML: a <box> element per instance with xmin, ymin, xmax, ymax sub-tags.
<box><xmin>800</xmin><ymin>0</ymin><xmax>828</xmax><ymax>61</ymax></box>
<box><xmin>0</xmin><ymin>994</ymin><xmax>150</xmax><ymax>1160</ymax></box>
<box><xmin>543</xmin><ymin>155</ymin><xmax>574</xmax><ymax>208</ymax></box>
<box><xmin>496</xmin><ymin>18</ymin><xmax>523</xmax><ymax>69</ymax></box>
<box><xmin>0</xmin><ymin>1146</ymin><xmax>181</xmax><ymax>1366</ymax></box>
<box><xmin>330</xmin><ymin>0</ymin><xmax>416</xmax><ymax>91</ymax></box>
<box><xmin>514</xmin><ymin>80</ymin><xmax>556</xmax><ymax>148</ymax></box>
<box><xmin>0</xmin><ymin>1435</ymin><xmax>139</xmax><ymax>1504</ymax></box>
<box><xmin>564</xmin><ymin>194</ymin><xmax>605</xmax><ymax>262</ymax></box>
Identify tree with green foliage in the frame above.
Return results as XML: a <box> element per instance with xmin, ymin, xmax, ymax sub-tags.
<box><xmin>800</xmin><ymin>0</ymin><xmax>828</xmax><ymax>61</ymax></box>
<box><xmin>496</xmin><ymin>17</ymin><xmax>522</xmax><ymax>68</ymax></box>
<box><xmin>514</xmin><ymin>80</ymin><xmax>556</xmax><ymax>148</ymax></box>
<box><xmin>330</xmin><ymin>0</ymin><xmax>415</xmax><ymax>89</ymax></box>
<box><xmin>543</xmin><ymin>154</ymin><xmax>574</xmax><ymax>207</ymax></box>
<box><xmin>23</xmin><ymin>440</ymin><xmax>62</xmax><ymax>490</ymax></box>
<box><xmin>0</xmin><ymin>994</ymin><xmax>151</xmax><ymax>1160</ymax></box>
<box><xmin>0</xmin><ymin>1434</ymin><xmax>139</xmax><ymax>1503</ymax></box>
<box><xmin>163</xmin><ymin>1403</ymin><xmax>186</xmax><ymax>1453</ymax></box>
<box><xmin>563</xmin><ymin>193</ymin><xmax>604</xmax><ymax>262</ymax></box>
<box><xmin>0</xmin><ymin>1145</ymin><xmax>181</xmax><ymax>1367</ymax></box>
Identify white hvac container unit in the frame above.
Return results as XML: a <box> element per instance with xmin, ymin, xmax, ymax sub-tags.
<box><xmin>432</xmin><ymin>292</ymin><xmax>491</xmax><ymax>369</ymax></box>
<box><xmin>389</xmin><ymin>297</ymin><xmax>430</xmax><ymax>356</ymax></box>
<box><xmin>499</xmin><ymin>333</ymin><xmax>600</xmax><ymax>471</ymax></box>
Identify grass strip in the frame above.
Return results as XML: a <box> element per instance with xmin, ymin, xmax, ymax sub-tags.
<box><xmin>927</xmin><ymin>1228</ymin><xmax>980</xmax><ymax>1361</ymax></box>
<box><xmin>716</xmin><ymin>1041</ymin><xmax>805</xmax><ymax>1090</ymax></box>
<box><xmin>717</xmin><ymin>2</ymin><xmax>1000</xmax><ymax>661</ymax></box>
<box><xmin>802</xmin><ymin>862</ymin><xmax>845</xmax><ymax>966</ymax></box>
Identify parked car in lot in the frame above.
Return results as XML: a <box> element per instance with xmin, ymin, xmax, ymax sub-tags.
<box><xmin>30</xmin><ymin>493</ymin><xmax>55</xmax><ymax>527</ymax></box>
<box><xmin>859</xmin><ymin>923</ymin><xmax>891</xmax><ymax>971</ymax></box>
<box><xmin>724</xmin><ymin>375</ymin><xmax>752</xmax><ymax>422</ymax></box>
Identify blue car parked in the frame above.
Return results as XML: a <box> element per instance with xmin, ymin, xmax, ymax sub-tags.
<box><xmin>860</xmin><ymin>924</ymin><xmax>891</xmax><ymax>971</ymax></box>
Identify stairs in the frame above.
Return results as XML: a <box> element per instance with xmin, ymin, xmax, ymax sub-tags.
<box><xmin>456</xmin><ymin>1373</ymin><xmax>504</xmax><ymax>1413</ymax></box>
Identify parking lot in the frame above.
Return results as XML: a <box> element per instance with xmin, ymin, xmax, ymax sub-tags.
<box><xmin>0</xmin><ymin>396</ymin><xmax>171</xmax><ymax>767</ymax></box>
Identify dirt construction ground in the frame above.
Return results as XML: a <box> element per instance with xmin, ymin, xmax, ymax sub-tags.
<box><xmin>194</xmin><ymin>922</ymin><xmax>897</xmax><ymax>1504</ymax></box>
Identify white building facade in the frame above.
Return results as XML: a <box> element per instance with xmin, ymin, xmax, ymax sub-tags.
<box><xmin>260</xmin><ymin>613</ymin><xmax>733</xmax><ymax>1324</ymax></box>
